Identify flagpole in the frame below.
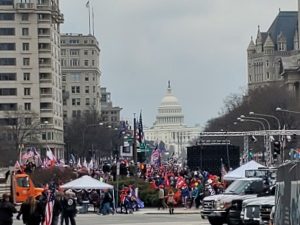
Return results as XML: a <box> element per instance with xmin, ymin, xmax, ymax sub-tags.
<box><xmin>86</xmin><ymin>1</ymin><xmax>91</xmax><ymax>35</ymax></box>
<box><xmin>133</xmin><ymin>113</ymin><xmax>137</xmax><ymax>164</ymax></box>
<box><xmin>92</xmin><ymin>6</ymin><xmax>95</xmax><ymax>36</ymax></box>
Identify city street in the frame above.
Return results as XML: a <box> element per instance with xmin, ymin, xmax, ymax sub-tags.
<box><xmin>13</xmin><ymin>213</ymin><xmax>210</xmax><ymax>225</ymax></box>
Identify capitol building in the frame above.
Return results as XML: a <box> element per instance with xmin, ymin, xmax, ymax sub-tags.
<box><xmin>144</xmin><ymin>82</ymin><xmax>201</xmax><ymax>158</ymax></box>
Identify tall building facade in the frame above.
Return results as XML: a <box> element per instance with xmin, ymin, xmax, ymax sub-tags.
<box><xmin>100</xmin><ymin>87</ymin><xmax>122</xmax><ymax>127</ymax></box>
<box><xmin>247</xmin><ymin>11</ymin><xmax>300</xmax><ymax>89</ymax></box>
<box><xmin>144</xmin><ymin>82</ymin><xmax>201</xmax><ymax>158</ymax></box>
<box><xmin>60</xmin><ymin>34</ymin><xmax>101</xmax><ymax>121</ymax></box>
<box><xmin>0</xmin><ymin>0</ymin><xmax>64</xmax><ymax>158</ymax></box>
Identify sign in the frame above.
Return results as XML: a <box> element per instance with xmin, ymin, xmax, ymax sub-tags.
<box><xmin>120</xmin><ymin>143</ymin><xmax>133</xmax><ymax>157</ymax></box>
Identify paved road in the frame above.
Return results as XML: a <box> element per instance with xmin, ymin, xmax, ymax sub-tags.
<box><xmin>13</xmin><ymin>213</ymin><xmax>210</xmax><ymax>225</ymax></box>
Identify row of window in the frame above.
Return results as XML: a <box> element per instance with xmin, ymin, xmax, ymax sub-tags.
<box><xmin>0</xmin><ymin>42</ymin><xmax>32</xmax><ymax>51</ymax></box>
<box><xmin>71</xmin><ymin>86</ymin><xmax>97</xmax><ymax>94</ymax></box>
<box><xmin>62</xmin><ymin>73</ymin><xmax>97</xmax><ymax>82</ymax></box>
<box><xmin>61</xmin><ymin>38</ymin><xmax>95</xmax><ymax>45</ymax></box>
<box><xmin>61</xmin><ymin>49</ymin><xmax>97</xmax><ymax>56</ymax></box>
<box><xmin>0</xmin><ymin>57</ymin><xmax>52</xmax><ymax>66</ymax></box>
<box><xmin>0</xmin><ymin>27</ymin><xmax>50</xmax><ymax>36</ymax></box>
<box><xmin>71</xmin><ymin>98</ymin><xmax>96</xmax><ymax>106</ymax></box>
<box><xmin>61</xmin><ymin>59</ymin><xmax>96</xmax><ymax>67</ymax></box>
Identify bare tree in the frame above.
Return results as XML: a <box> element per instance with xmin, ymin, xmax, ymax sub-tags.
<box><xmin>0</xmin><ymin>109</ymin><xmax>40</xmax><ymax>165</ymax></box>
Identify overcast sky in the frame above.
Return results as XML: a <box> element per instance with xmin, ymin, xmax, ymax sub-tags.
<box><xmin>61</xmin><ymin>0</ymin><xmax>297</xmax><ymax>127</ymax></box>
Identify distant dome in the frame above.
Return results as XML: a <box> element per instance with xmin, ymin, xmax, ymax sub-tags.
<box><xmin>160</xmin><ymin>81</ymin><xmax>180</xmax><ymax>106</ymax></box>
<box><xmin>155</xmin><ymin>81</ymin><xmax>184</xmax><ymax>126</ymax></box>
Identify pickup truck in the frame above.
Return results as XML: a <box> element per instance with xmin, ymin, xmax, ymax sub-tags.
<box><xmin>0</xmin><ymin>167</ymin><xmax>43</xmax><ymax>203</ymax></box>
<box><xmin>201</xmin><ymin>177</ymin><xmax>265</xmax><ymax>225</ymax></box>
<box><xmin>240</xmin><ymin>195</ymin><xmax>275</xmax><ymax>225</ymax></box>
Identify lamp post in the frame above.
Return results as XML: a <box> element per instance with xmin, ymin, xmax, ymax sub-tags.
<box><xmin>237</xmin><ymin>117</ymin><xmax>268</xmax><ymax>164</ymax></box>
<box><xmin>276</xmin><ymin>107</ymin><xmax>300</xmax><ymax>114</ymax></box>
<box><xmin>249</xmin><ymin>112</ymin><xmax>281</xmax><ymax>130</ymax></box>
<box><xmin>241</xmin><ymin>115</ymin><xmax>271</xmax><ymax>130</ymax></box>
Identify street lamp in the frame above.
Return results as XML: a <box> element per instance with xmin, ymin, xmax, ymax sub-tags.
<box><xmin>237</xmin><ymin>117</ymin><xmax>266</xmax><ymax>130</ymax></box>
<box><xmin>276</xmin><ymin>107</ymin><xmax>300</xmax><ymax>114</ymax></box>
<box><xmin>249</xmin><ymin>112</ymin><xmax>281</xmax><ymax>130</ymax></box>
<box><xmin>240</xmin><ymin>115</ymin><xmax>271</xmax><ymax>130</ymax></box>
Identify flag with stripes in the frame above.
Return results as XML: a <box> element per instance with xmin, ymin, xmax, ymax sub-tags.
<box><xmin>43</xmin><ymin>191</ymin><xmax>55</xmax><ymax>225</ymax></box>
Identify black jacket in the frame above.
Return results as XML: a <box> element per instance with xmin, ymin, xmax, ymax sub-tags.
<box><xmin>0</xmin><ymin>200</ymin><xmax>17</xmax><ymax>223</ymax></box>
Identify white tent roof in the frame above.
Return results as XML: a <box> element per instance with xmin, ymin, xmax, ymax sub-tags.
<box><xmin>223</xmin><ymin>160</ymin><xmax>266</xmax><ymax>181</ymax></box>
<box><xmin>60</xmin><ymin>175</ymin><xmax>114</xmax><ymax>190</ymax></box>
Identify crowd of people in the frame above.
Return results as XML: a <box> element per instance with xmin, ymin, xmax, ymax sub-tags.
<box><xmin>0</xmin><ymin>156</ymin><xmax>228</xmax><ymax>225</ymax></box>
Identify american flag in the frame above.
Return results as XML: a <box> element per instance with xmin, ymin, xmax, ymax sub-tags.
<box><xmin>43</xmin><ymin>191</ymin><xmax>55</xmax><ymax>225</ymax></box>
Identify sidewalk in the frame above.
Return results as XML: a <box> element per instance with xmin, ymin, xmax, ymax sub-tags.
<box><xmin>134</xmin><ymin>207</ymin><xmax>201</xmax><ymax>215</ymax></box>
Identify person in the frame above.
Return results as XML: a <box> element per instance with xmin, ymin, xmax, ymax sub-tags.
<box><xmin>100</xmin><ymin>189</ymin><xmax>114</xmax><ymax>215</ymax></box>
<box><xmin>61</xmin><ymin>190</ymin><xmax>77</xmax><ymax>225</ymax></box>
<box><xmin>0</xmin><ymin>193</ymin><xmax>17</xmax><ymax>225</ymax></box>
<box><xmin>158</xmin><ymin>185</ymin><xmax>167</xmax><ymax>210</ymax></box>
<box><xmin>51</xmin><ymin>192</ymin><xmax>63</xmax><ymax>225</ymax></box>
<box><xmin>167</xmin><ymin>189</ymin><xmax>175</xmax><ymax>215</ymax></box>
<box><xmin>17</xmin><ymin>196</ymin><xmax>45</xmax><ymax>225</ymax></box>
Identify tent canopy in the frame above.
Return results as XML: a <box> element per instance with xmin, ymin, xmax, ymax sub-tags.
<box><xmin>223</xmin><ymin>160</ymin><xmax>266</xmax><ymax>181</ymax></box>
<box><xmin>60</xmin><ymin>175</ymin><xmax>114</xmax><ymax>190</ymax></box>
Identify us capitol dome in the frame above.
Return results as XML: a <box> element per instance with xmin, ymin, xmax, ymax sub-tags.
<box><xmin>144</xmin><ymin>81</ymin><xmax>201</xmax><ymax>159</ymax></box>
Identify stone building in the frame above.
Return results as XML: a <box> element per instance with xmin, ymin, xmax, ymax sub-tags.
<box><xmin>100</xmin><ymin>87</ymin><xmax>122</xmax><ymax>127</ymax></box>
<box><xmin>144</xmin><ymin>82</ymin><xmax>201</xmax><ymax>159</ymax></box>
<box><xmin>61</xmin><ymin>33</ymin><xmax>101</xmax><ymax>121</ymax></box>
<box><xmin>247</xmin><ymin>0</ymin><xmax>300</xmax><ymax>95</ymax></box>
<box><xmin>0</xmin><ymin>0</ymin><xmax>64</xmax><ymax>158</ymax></box>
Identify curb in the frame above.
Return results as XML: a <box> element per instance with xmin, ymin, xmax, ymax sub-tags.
<box><xmin>144</xmin><ymin>212</ymin><xmax>200</xmax><ymax>215</ymax></box>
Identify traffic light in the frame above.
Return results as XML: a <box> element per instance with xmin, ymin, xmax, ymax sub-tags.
<box><xmin>273</xmin><ymin>141</ymin><xmax>281</xmax><ymax>158</ymax></box>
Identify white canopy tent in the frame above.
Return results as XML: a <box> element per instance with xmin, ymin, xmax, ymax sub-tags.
<box><xmin>223</xmin><ymin>160</ymin><xmax>266</xmax><ymax>181</ymax></box>
<box><xmin>60</xmin><ymin>175</ymin><xmax>115</xmax><ymax>212</ymax></box>
<box><xmin>60</xmin><ymin>175</ymin><xmax>114</xmax><ymax>190</ymax></box>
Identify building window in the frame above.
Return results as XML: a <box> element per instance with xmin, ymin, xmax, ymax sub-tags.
<box><xmin>69</xmin><ymin>39</ymin><xmax>79</xmax><ymax>44</ymax></box>
<box><xmin>84</xmin><ymin>50</ymin><xmax>88</xmax><ymax>55</ymax></box>
<box><xmin>23</xmin><ymin>73</ymin><xmax>30</xmax><ymax>81</ymax></box>
<box><xmin>0</xmin><ymin>28</ymin><xmax>15</xmax><ymax>36</ymax></box>
<box><xmin>71</xmin><ymin>86</ymin><xmax>80</xmax><ymax>93</ymax></box>
<box><xmin>84</xmin><ymin>60</ymin><xmax>88</xmax><ymax>66</ymax></box>
<box><xmin>0</xmin><ymin>13</ymin><xmax>14</xmax><ymax>20</ymax></box>
<box><xmin>0</xmin><ymin>0</ymin><xmax>13</xmax><ymax>5</ymax></box>
<box><xmin>25</xmin><ymin>118</ymin><xmax>31</xmax><ymax>125</ymax></box>
<box><xmin>86</xmin><ymin>98</ymin><xmax>90</xmax><ymax>105</ymax></box>
<box><xmin>266</xmin><ymin>72</ymin><xmax>270</xmax><ymax>80</ymax></box>
<box><xmin>0</xmin><ymin>43</ymin><xmax>15</xmax><ymax>51</ymax></box>
<box><xmin>85</xmin><ymin>86</ymin><xmax>89</xmax><ymax>93</ymax></box>
<box><xmin>22</xmin><ymin>28</ymin><xmax>29</xmax><ymax>36</ymax></box>
<box><xmin>71</xmin><ymin>73</ymin><xmax>80</xmax><ymax>81</ymax></box>
<box><xmin>61</xmin><ymin>49</ymin><xmax>66</xmax><ymax>56</ymax></box>
<box><xmin>21</xmin><ymin>13</ymin><xmax>29</xmax><ymax>21</ymax></box>
<box><xmin>92</xmin><ymin>50</ymin><xmax>95</xmax><ymax>55</ymax></box>
<box><xmin>93</xmin><ymin>86</ymin><xmax>95</xmax><ymax>93</ymax></box>
<box><xmin>24</xmin><ymin>103</ymin><xmax>31</xmax><ymax>111</ymax></box>
<box><xmin>24</xmin><ymin>88</ymin><xmax>31</xmax><ymax>96</ymax></box>
<box><xmin>92</xmin><ymin>60</ymin><xmax>95</xmax><ymax>66</ymax></box>
<box><xmin>70</xmin><ymin>59</ymin><xmax>79</xmax><ymax>66</ymax></box>
<box><xmin>0</xmin><ymin>58</ymin><xmax>15</xmax><ymax>65</ymax></box>
<box><xmin>0</xmin><ymin>88</ymin><xmax>16</xmax><ymax>96</ymax></box>
<box><xmin>0</xmin><ymin>73</ymin><xmax>16</xmax><ymax>80</ymax></box>
<box><xmin>70</xmin><ymin>49</ymin><xmax>79</xmax><ymax>55</ymax></box>
<box><xmin>0</xmin><ymin>103</ymin><xmax>17</xmax><ymax>111</ymax></box>
<box><xmin>62</xmin><ymin>75</ymin><xmax>66</xmax><ymax>81</ymax></box>
<box><xmin>23</xmin><ymin>58</ymin><xmax>30</xmax><ymax>66</ymax></box>
<box><xmin>22</xmin><ymin>43</ymin><xmax>29</xmax><ymax>51</ymax></box>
